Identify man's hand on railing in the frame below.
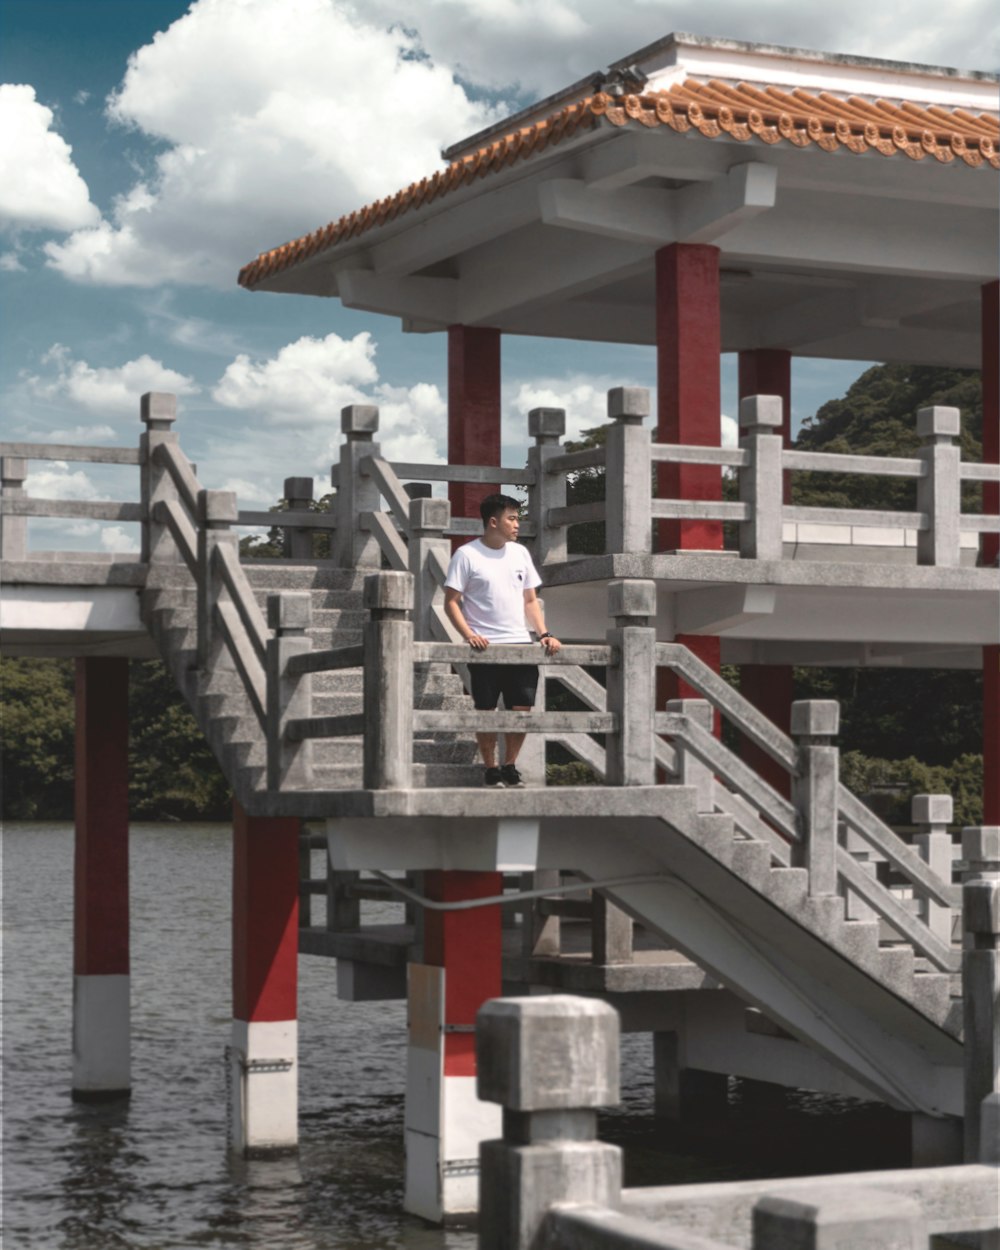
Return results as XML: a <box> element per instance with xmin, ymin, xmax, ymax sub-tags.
<box><xmin>539</xmin><ymin>633</ymin><xmax>561</xmax><ymax>654</ymax></box>
<box><xmin>466</xmin><ymin>632</ymin><xmax>490</xmax><ymax>650</ymax></box>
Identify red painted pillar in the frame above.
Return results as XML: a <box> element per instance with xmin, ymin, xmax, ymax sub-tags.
<box><xmin>983</xmin><ymin>281</ymin><xmax>999</xmax><ymax>824</ymax></box>
<box><xmin>404</xmin><ymin>870</ymin><xmax>503</xmax><ymax>1222</ymax></box>
<box><xmin>447</xmin><ymin>325</ymin><xmax>501</xmax><ymax>526</ymax></box>
<box><xmin>985</xmin><ymin>646</ymin><xmax>1000</xmax><ymax>826</ymax></box>
<box><xmin>737</xmin><ymin>349</ymin><xmax>794</xmax><ymax>796</ymax></box>
<box><xmin>73</xmin><ymin>656</ymin><xmax>130</xmax><ymax>1098</ymax></box>
<box><xmin>655</xmin><ymin>244</ymin><xmax>723</xmax><ymax>713</ymax></box>
<box><xmin>229</xmin><ymin>801</ymin><xmax>300</xmax><ymax>1154</ymax></box>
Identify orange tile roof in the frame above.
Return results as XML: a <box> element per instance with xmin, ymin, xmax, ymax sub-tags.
<box><xmin>238</xmin><ymin>78</ymin><xmax>999</xmax><ymax>289</ymax></box>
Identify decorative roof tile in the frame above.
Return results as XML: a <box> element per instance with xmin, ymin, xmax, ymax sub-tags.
<box><xmin>238</xmin><ymin>79</ymin><xmax>998</xmax><ymax>289</ymax></box>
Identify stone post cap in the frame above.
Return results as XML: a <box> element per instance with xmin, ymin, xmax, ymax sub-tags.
<box><xmin>409</xmin><ymin>495</ymin><xmax>451</xmax><ymax>532</ymax></box>
<box><xmin>364</xmin><ymin>569</ymin><xmax>413</xmax><ymax>612</ymax></box>
<box><xmin>341</xmin><ymin>404</ymin><xmax>379</xmax><ymax>436</ymax></box>
<box><xmin>739</xmin><ymin>394</ymin><xmax>783</xmax><ymax>433</ymax></box>
<box><xmin>283</xmin><ymin>476</ymin><xmax>314</xmax><ymax>503</ymax></box>
<box><xmin>753</xmin><ymin>1187</ymin><xmax>926</xmax><ymax>1249</ymax></box>
<box><xmin>267</xmin><ymin>590</ymin><xmax>312</xmax><ymax>632</ymax></box>
<box><xmin>140</xmin><ymin>392</ymin><xmax>177</xmax><ymax>428</ymax></box>
<box><xmin>1</xmin><ymin>456</ymin><xmax>27</xmax><ymax>481</ymax></box>
<box><xmin>665</xmin><ymin>698</ymin><xmax>713</xmax><ymax>729</ymax></box>
<box><xmin>790</xmin><ymin>700</ymin><xmax>840</xmax><ymax>739</ymax></box>
<box><xmin>197</xmin><ymin>488</ymin><xmax>238</xmax><ymax>525</ymax></box>
<box><xmin>528</xmin><ymin>407</ymin><xmax>566</xmax><ymax>441</ymax></box>
<box><xmin>476</xmin><ymin>995</ymin><xmax>620</xmax><ymax>1111</ymax></box>
<box><xmin>607</xmin><ymin>386</ymin><xmax>650</xmax><ymax>424</ymax></box>
<box><xmin>607</xmin><ymin>579</ymin><xmax>656</xmax><ymax>620</ymax></box>
<box><xmin>403</xmin><ymin>482</ymin><xmax>432</xmax><ymax>500</ymax></box>
<box><xmin>980</xmin><ymin>1091</ymin><xmax>1000</xmax><ymax>1164</ymax></box>
<box><xmin>916</xmin><ymin>405</ymin><xmax>960</xmax><ymax>441</ymax></box>
<box><xmin>962</xmin><ymin>826</ymin><xmax>1000</xmax><ymax>865</ymax></box>
<box><xmin>911</xmin><ymin>794</ymin><xmax>953</xmax><ymax>826</ymax></box>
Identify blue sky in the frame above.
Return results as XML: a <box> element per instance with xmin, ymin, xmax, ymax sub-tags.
<box><xmin>1</xmin><ymin>0</ymin><xmax>994</xmax><ymax>552</ymax></box>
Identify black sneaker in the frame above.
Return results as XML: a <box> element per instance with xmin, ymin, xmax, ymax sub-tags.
<box><xmin>484</xmin><ymin>767</ymin><xmax>505</xmax><ymax>788</ymax></box>
<box><xmin>500</xmin><ymin>764</ymin><xmax>525</xmax><ymax>788</ymax></box>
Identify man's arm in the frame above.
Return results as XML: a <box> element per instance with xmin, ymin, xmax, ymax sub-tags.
<box><xmin>524</xmin><ymin>589</ymin><xmax>561</xmax><ymax>653</ymax></box>
<box><xmin>444</xmin><ymin>587</ymin><xmax>489</xmax><ymax>649</ymax></box>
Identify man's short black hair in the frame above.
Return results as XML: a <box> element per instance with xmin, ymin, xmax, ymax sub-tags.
<box><xmin>480</xmin><ymin>493</ymin><xmax>522</xmax><ymax>526</ymax></box>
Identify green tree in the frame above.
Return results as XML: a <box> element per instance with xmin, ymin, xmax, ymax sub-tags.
<box><xmin>1</xmin><ymin>658</ymin><xmax>76</xmax><ymax>818</ymax></box>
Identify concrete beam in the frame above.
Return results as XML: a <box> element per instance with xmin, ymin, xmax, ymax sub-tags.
<box><xmin>337</xmin><ymin>270</ymin><xmax>458</xmax><ymax>324</ymax></box>
<box><xmin>673</xmin><ymin>585</ymin><xmax>777</xmax><ymax>635</ymax></box>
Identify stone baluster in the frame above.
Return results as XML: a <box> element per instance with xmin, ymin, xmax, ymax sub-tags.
<box><xmin>791</xmin><ymin>700</ymin><xmax>840</xmax><ymax>897</ymax></box>
<box><xmin>1</xmin><ymin>453</ymin><xmax>27</xmax><ymax>561</ymax></box>
<box><xmin>476</xmin><ymin>995</ymin><xmax>621</xmax><ymax>1250</ymax></box>
<box><xmin>266</xmin><ymin>591</ymin><xmax>314</xmax><ymax>790</ymax></box>
<box><xmin>961</xmin><ymin>825</ymin><xmax>1000</xmax><ymax>1163</ymax></box>
<box><xmin>408</xmin><ymin>495</ymin><xmax>451</xmax><ymax>641</ymax></box>
<box><xmin>196</xmin><ymin>488</ymin><xmax>238</xmax><ymax>670</ymax></box>
<box><xmin>521</xmin><ymin>870</ymin><xmax>561</xmax><ymax>957</ymax></box>
<box><xmin>913</xmin><ymin>793</ymin><xmax>955</xmax><ymax>945</ymax></box>
<box><xmin>333</xmin><ymin>404</ymin><xmax>382</xmax><ymax>568</ymax></box>
<box><xmin>591</xmin><ymin>893</ymin><xmax>634</xmax><ymax>965</ymax></box>
<box><xmin>140</xmin><ymin>391</ymin><xmax>179</xmax><ymax>564</ymax></box>
<box><xmin>753</xmin><ymin>1188</ymin><xmax>927</xmax><ymax>1249</ymax></box>
<box><xmin>527</xmin><ymin>407</ymin><xmax>567</xmax><ymax>566</ymax></box>
<box><xmin>363</xmin><ymin>571</ymin><xmax>413</xmax><ymax>789</ymax></box>
<box><xmin>605</xmin><ymin>579</ymin><xmax>657</xmax><ymax>786</ymax></box>
<box><xmin>916</xmin><ymin>405</ymin><xmax>961</xmax><ymax>567</ymax></box>
<box><xmin>605</xmin><ymin>386</ymin><xmax>652</xmax><ymax>555</ymax></box>
<box><xmin>841</xmin><ymin>824</ymin><xmax>877</xmax><ymax>923</ymax></box>
<box><xmin>282</xmin><ymin>476</ymin><xmax>314</xmax><ymax>560</ymax></box>
<box><xmin>665</xmin><ymin>698</ymin><xmax>716</xmax><ymax>812</ymax></box>
<box><xmin>739</xmin><ymin>394</ymin><xmax>784</xmax><ymax>561</ymax></box>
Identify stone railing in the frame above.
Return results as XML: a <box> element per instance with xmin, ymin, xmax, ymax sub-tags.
<box><xmin>475</xmin><ymin>983</ymin><xmax>1000</xmax><ymax>1249</ymax></box>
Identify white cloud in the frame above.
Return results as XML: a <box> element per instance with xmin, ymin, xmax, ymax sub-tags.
<box><xmin>22</xmin><ymin>345</ymin><xmax>198</xmax><ymax>418</ymax></box>
<box><xmin>24</xmin><ymin>464</ymin><xmax>103</xmax><ymax>500</ymax></box>
<box><xmin>44</xmin><ymin>0</ymin><xmax>499</xmax><ymax>288</ymax></box>
<box><xmin>0</xmin><ymin>84</ymin><xmax>100</xmax><ymax>233</ymax></box>
<box><xmin>0</xmin><ymin>250</ymin><xmax>25</xmax><ymax>271</ymax></box>
<box><xmin>100</xmin><ymin>525</ymin><xmax>139</xmax><ymax>553</ymax></box>
<box><xmin>43</xmin><ymin>423</ymin><xmax>116</xmax><ymax>442</ymax></box>
<box><xmin>508</xmin><ymin>379</ymin><xmax>613</xmax><ymax>446</ymax></box>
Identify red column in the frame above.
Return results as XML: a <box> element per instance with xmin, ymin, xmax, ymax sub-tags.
<box><xmin>73</xmin><ymin>656</ymin><xmax>130</xmax><ymax>1097</ymax></box>
<box><xmin>656</xmin><ymin>244</ymin><xmax>723</xmax><ymax>713</ymax></box>
<box><xmin>447</xmin><ymin>325</ymin><xmax>501</xmax><ymax>527</ymax></box>
<box><xmin>983</xmin><ymin>282</ymin><xmax>999</xmax><ymax>825</ymax></box>
<box><xmin>230</xmin><ymin>802</ymin><xmax>299</xmax><ymax>1152</ymax></box>
<box><xmin>737</xmin><ymin>349</ymin><xmax>794</xmax><ymax>796</ymax></box>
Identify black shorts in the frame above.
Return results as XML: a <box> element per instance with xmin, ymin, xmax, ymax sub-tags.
<box><xmin>470</xmin><ymin>657</ymin><xmax>539</xmax><ymax>710</ymax></box>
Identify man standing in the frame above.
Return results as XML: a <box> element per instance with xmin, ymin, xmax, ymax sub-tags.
<box><xmin>444</xmin><ymin>493</ymin><xmax>561</xmax><ymax>787</ymax></box>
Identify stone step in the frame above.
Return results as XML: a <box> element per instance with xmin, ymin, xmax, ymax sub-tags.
<box><xmin>766</xmin><ymin>866</ymin><xmax>809</xmax><ymax>910</ymax></box>
<box><xmin>910</xmin><ymin>971</ymin><xmax>953</xmax><ymax>1022</ymax></box>
<box><xmin>729</xmin><ymin>838</ymin><xmax>772</xmax><ymax>889</ymax></box>
<box><xmin>874</xmin><ymin>943</ymin><xmax>915</xmax><ymax>994</ymax></box>
<box><xmin>241</xmin><ymin>562</ymin><xmax>368</xmax><ymax>593</ymax></box>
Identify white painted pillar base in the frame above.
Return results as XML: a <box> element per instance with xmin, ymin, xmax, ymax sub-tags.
<box><xmin>404</xmin><ymin>963</ymin><xmax>501</xmax><ymax>1224</ymax></box>
<box><xmin>72</xmin><ymin>974</ymin><xmax>130</xmax><ymax>1097</ymax></box>
<box><xmin>228</xmin><ymin>1019</ymin><xmax>298</xmax><ymax>1155</ymax></box>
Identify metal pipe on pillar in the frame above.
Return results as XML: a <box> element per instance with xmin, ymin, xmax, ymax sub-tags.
<box><xmin>73</xmin><ymin>656</ymin><xmax>131</xmax><ymax>1100</ymax></box>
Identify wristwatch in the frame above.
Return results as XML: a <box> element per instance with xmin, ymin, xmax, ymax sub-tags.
<box><xmin>538</xmin><ymin>632</ymin><xmax>552</xmax><ymax>641</ymax></box>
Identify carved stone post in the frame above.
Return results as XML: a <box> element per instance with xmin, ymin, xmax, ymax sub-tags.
<box><xmin>962</xmin><ymin>825</ymin><xmax>1000</xmax><ymax>1162</ymax></box>
<box><xmin>363</xmin><ymin>571</ymin><xmax>413</xmax><ymax>789</ymax></box>
<box><xmin>913</xmin><ymin>794</ymin><xmax>955</xmax><ymax>945</ymax></box>
<box><xmin>605</xmin><ymin>387</ymin><xmax>651</xmax><ymax>555</ymax></box>
<box><xmin>477</xmin><ymin>995</ymin><xmax>622</xmax><ymax>1250</ymax></box>
<box><xmin>591</xmin><ymin>894</ymin><xmax>633</xmax><ymax>965</ymax></box>
<box><xmin>791</xmin><ymin>700</ymin><xmax>840</xmax><ymax>897</ymax></box>
<box><xmin>1</xmin><ymin>454</ymin><xmax>27</xmax><ymax>561</ymax></box>
<box><xmin>266</xmin><ymin>591</ymin><xmax>314</xmax><ymax>790</ymax></box>
<box><xmin>408</xmin><ymin>495</ymin><xmax>450</xmax><ymax>641</ymax></box>
<box><xmin>527</xmin><ymin>407</ymin><xmax>567</xmax><ymax>567</ymax></box>
<box><xmin>140</xmin><ymin>391</ymin><xmax>178</xmax><ymax>564</ymax></box>
<box><xmin>333</xmin><ymin>404</ymin><xmax>381</xmax><ymax>569</ymax></box>
<box><xmin>739</xmin><ymin>394</ymin><xmax>784</xmax><ymax>561</ymax></box>
<box><xmin>196</xmin><ymin>488</ymin><xmax>238</xmax><ymax>670</ymax></box>
<box><xmin>282</xmin><ymin>476</ymin><xmax>314</xmax><ymax>560</ymax></box>
<box><xmin>916</xmin><ymin>405</ymin><xmax>961</xmax><ymax>567</ymax></box>
<box><xmin>753</xmin><ymin>1189</ymin><xmax>927</xmax><ymax>1249</ymax></box>
<box><xmin>605</xmin><ymin>579</ymin><xmax>656</xmax><ymax>786</ymax></box>
<box><xmin>665</xmin><ymin>698</ymin><xmax>715</xmax><ymax>812</ymax></box>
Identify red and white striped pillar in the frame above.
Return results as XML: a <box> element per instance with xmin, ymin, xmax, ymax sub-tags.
<box><xmin>404</xmin><ymin>870</ymin><xmax>503</xmax><ymax>1223</ymax></box>
<box><xmin>229</xmin><ymin>803</ymin><xmax>300</xmax><ymax>1154</ymax></box>
<box><xmin>982</xmin><ymin>279</ymin><xmax>999</xmax><ymax>824</ymax></box>
<box><xmin>73</xmin><ymin>656</ymin><xmax>131</xmax><ymax>1099</ymax></box>
<box><xmin>447</xmin><ymin>325</ymin><xmax>501</xmax><ymax>529</ymax></box>
<box><xmin>655</xmin><ymin>243</ymin><xmax>723</xmax><ymax>717</ymax></box>
<box><xmin>738</xmin><ymin>349</ymin><xmax>794</xmax><ymax>797</ymax></box>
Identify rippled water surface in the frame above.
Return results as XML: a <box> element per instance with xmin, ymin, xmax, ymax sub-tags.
<box><xmin>4</xmin><ymin>823</ymin><xmax>917</xmax><ymax>1249</ymax></box>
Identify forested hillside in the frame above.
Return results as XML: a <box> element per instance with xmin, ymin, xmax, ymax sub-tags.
<box><xmin>0</xmin><ymin>364</ymin><xmax>985</xmax><ymax>824</ymax></box>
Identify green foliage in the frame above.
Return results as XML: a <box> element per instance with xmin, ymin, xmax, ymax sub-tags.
<box><xmin>240</xmin><ymin>492</ymin><xmax>335</xmax><ymax>560</ymax></box>
<box><xmin>1</xmin><ymin>658</ymin><xmax>76</xmax><ymax>818</ymax></box>
<box><xmin>546</xmin><ymin>761</ymin><xmax>600</xmax><ymax>786</ymax></box>
<box><xmin>839</xmin><ymin>750</ymin><xmax>982</xmax><ymax>827</ymax></box>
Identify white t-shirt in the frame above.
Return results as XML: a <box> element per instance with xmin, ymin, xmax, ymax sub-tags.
<box><xmin>444</xmin><ymin>538</ymin><xmax>542</xmax><ymax>643</ymax></box>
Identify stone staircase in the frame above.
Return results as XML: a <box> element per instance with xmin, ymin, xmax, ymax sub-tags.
<box><xmin>141</xmin><ymin>559</ymin><xmax>481</xmax><ymax>811</ymax></box>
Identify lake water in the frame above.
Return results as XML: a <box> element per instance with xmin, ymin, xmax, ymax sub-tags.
<box><xmin>3</xmin><ymin>823</ymin><xmax>919</xmax><ymax>1249</ymax></box>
